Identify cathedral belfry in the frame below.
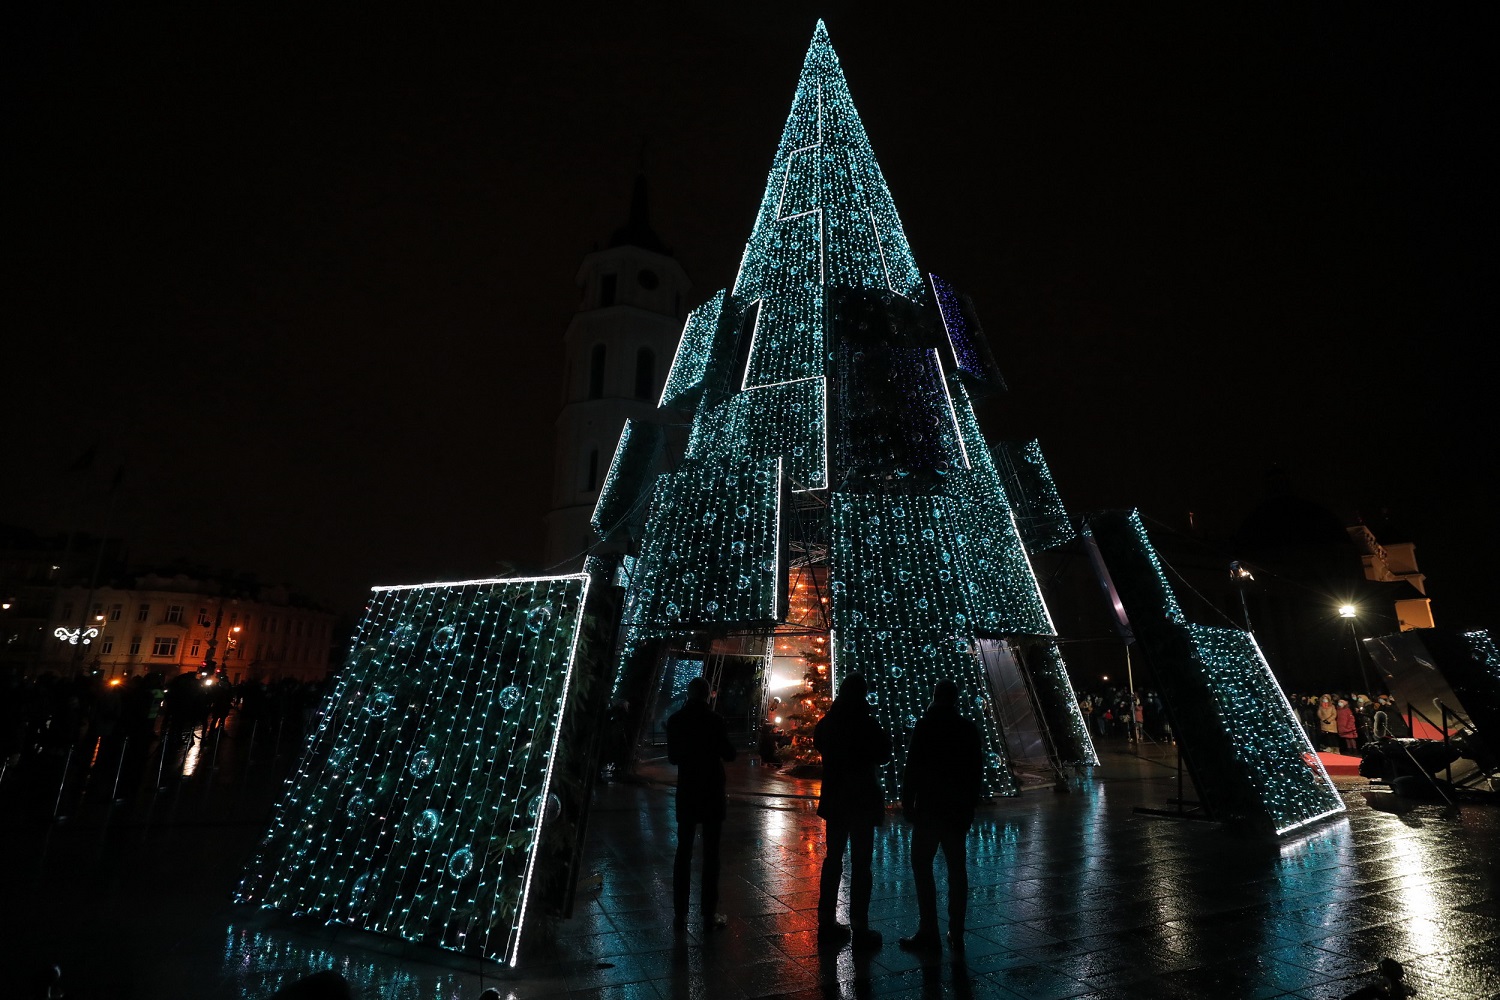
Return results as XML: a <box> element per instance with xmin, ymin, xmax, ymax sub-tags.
<box><xmin>543</xmin><ymin>177</ymin><xmax>690</xmax><ymax>570</ymax></box>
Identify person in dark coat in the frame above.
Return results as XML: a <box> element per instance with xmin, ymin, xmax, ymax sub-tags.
<box><xmin>666</xmin><ymin>676</ymin><xmax>736</xmax><ymax>931</ymax></box>
<box><xmin>899</xmin><ymin>679</ymin><xmax>984</xmax><ymax>952</ymax></box>
<box><xmin>813</xmin><ymin>674</ymin><xmax>890</xmax><ymax>952</ymax></box>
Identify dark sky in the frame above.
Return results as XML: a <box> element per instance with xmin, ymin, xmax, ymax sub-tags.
<box><xmin>5</xmin><ymin>5</ymin><xmax>1491</xmax><ymax>625</ymax></box>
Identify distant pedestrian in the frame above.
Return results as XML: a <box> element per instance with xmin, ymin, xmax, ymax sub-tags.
<box><xmin>899</xmin><ymin>679</ymin><xmax>983</xmax><ymax>953</ymax></box>
<box><xmin>814</xmin><ymin>674</ymin><xmax>890</xmax><ymax>952</ymax></box>
<box><xmin>1317</xmin><ymin>695</ymin><xmax>1339</xmax><ymax>751</ymax></box>
<box><xmin>1336</xmin><ymin>698</ymin><xmax>1359</xmax><ymax>752</ymax></box>
<box><xmin>666</xmin><ymin>676</ymin><xmax>735</xmax><ymax>932</ymax></box>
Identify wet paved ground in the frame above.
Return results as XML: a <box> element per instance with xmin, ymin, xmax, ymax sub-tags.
<box><xmin>2</xmin><ymin>728</ymin><xmax>1497</xmax><ymax>999</ymax></box>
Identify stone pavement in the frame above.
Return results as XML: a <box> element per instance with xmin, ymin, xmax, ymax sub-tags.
<box><xmin>2</xmin><ymin>735</ymin><xmax>1496</xmax><ymax>999</ymax></box>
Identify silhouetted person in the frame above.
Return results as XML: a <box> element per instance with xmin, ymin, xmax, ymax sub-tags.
<box><xmin>814</xmin><ymin>673</ymin><xmax>890</xmax><ymax>952</ymax></box>
<box><xmin>666</xmin><ymin>676</ymin><xmax>735</xmax><ymax>931</ymax></box>
<box><xmin>899</xmin><ymin>679</ymin><xmax>983</xmax><ymax>953</ymax></box>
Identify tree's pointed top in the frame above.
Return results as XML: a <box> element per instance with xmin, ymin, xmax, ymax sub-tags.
<box><xmin>732</xmin><ymin>17</ymin><xmax>921</xmax><ymax>301</ymax></box>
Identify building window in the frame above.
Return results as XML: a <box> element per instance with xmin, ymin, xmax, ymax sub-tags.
<box><xmin>190</xmin><ymin>639</ymin><xmax>201</xmax><ymax>657</ymax></box>
<box><xmin>61</xmin><ymin>602</ymin><xmax>73</xmax><ymax>621</ymax></box>
<box><xmin>152</xmin><ymin>636</ymin><xmax>179</xmax><ymax>657</ymax></box>
<box><xmin>198</xmin><ymin>608</ymin><xmax>212</xmax><ymax>627</ymax></box>
<box><xmin>269</xmin><ymin>618</ymin><xmax>278</xmax><ymax>634</ymax></box>
<box><xmin>165</xmin><ymin>605</ymin><xmax>184</xmax><ymax>624</ymax></box>
<box><xmin>109</xmin><ymin>604</ymin><xmax>123</xmax><ymax>621</ymax></box>
<box><xmin>137</xmin><ymin>604</ymin><xmax>150</xmax><ymax>622</ymax></box>
<box><xmin>129</xmin><ymin>636</ymin><xmax>142</xmax><ymax>655</ymax></box>
<box><xmin>92</xmin><ymin>603</ymin><xmax>104</xmax><ymax>618</ymax></box>
<box><xmin>101</xmin><ymin>637</ymin><xmax>114</xmax><ymax>654</ymax></box>
<box><xmin>635</xmin><ymin>348</ymin><xmax>655</xmax><ymax>400</ymax></box>
<box><xmin>600</xmin><ymin>273</ymin><xmax>616</xmax><ymax>307</ymax></box>
<box><xmin>588</xmin><ymin>344</ymin><xmax>606</xmax><ymax>400</ymax></box>
<box><xmin>585</xmin><ymin>448</ymin><xmax>600</xmax><ymax>492</ymax></box>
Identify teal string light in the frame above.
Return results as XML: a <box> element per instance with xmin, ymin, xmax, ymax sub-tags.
<box><xmin>236</xmin><ymin>574</ymin><xmax>591</xmax><ymax>967</ymax></box>
<box><xmin>591</xmin><ymin>418</ymin><xmax>664</xmax><ymax>540</ymax></box>
<box><xmin>624</xmin><ymin>456</ymin><xmax>785</xmax><ymax>628</ymax></box>
<box><xmin>659</xmin><ymin>290</ymin><xmax>727</xmax><ymax>409</ymax></box>
<box><xmin>993</xmin><ymin>439</ymin><xmax>1073</xmax><ymax>554</ymax></box>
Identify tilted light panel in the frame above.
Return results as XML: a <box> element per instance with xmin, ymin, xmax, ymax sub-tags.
<box><xmin>623</xmin><ymin>455</ymin><xmax>785</xmax><ymax>628</ymax></box>
<box><xmin>236</xmin><ymin>575</ymin><xmax>590</xmax><ymax>967</ymax></box>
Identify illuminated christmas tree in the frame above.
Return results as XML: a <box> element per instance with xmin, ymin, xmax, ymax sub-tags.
<box><xmin>600</xmin><ymin>22</ymin><xmax>1096</xmax><ymax>799</ymax></box>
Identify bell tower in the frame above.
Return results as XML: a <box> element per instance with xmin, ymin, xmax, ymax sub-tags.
<box><xmin>543</xmin><ymin>177</ymin><xmax>691</xmax><ymax>569</ymax></box>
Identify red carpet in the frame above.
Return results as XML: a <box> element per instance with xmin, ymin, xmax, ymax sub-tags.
<box><xmin>1316</xmin><ymin>751</ymin><xmax>1364</xmax><ymax>777</ymax></box>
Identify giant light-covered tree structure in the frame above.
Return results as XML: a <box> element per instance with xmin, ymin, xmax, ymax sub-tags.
<box><xmin>599</xmin><ymin>22</ymin><xmax>1096</xmax><ymax>799</ymax></box>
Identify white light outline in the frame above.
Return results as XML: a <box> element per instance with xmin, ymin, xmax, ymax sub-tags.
<box><xmin>590</xmin><ymin>420</ymin><xmax>635</xmax><ymax>532</ymax></box>
<box><xmin>869</xmin><ymin>207</ymin><xmax>895</xmax><ymax>292</ymax></box>
<box><xmin>739</xmin><ymin>299</ymin><xmax>765</xmax><ymax>391</ymax></box>
<box><xmin>928</xmin><ymin>272</ymin><xmax>967</xmax><ymax>373</ymax></box>
<box><xmin>1007</xmin><ymin>507</ymin><xmax>1059</xmax><ymax>636</ymax></box>
<box><xmin>776</xmin><ymin>144</ymin><xmax>822</xmax><ymax>221</ymax></box>
<box><xmin>510</xmin><ymin>572</ymin><xmax>593</xmax><ymax>966</ymax></box>
<box><xmin>372</xmin><ymin>573</ymin><xmax>590</xmax><ymax>593</ymax></box>
<box><xmin>930</xmin><ymin>350</ymin><xmax>970</xmax><ymax>470</ymax></box>
<box><xmin>829</xmin><ymin>627</ymin><xmax>839</xmax><ymax>692</ymax></box>
<box><xmin>771</xmin><ymin>457</ymin><xmax>785</xmax><ymax>619</ymax></box>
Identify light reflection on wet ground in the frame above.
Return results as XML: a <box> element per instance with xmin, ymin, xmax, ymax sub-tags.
<box><xmin>2</xmin><ymin>742</ymin><xmax>1496</xmax><ymax>998</ymax></box>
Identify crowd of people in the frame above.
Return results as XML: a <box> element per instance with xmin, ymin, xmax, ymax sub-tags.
<box><xmin>1075</xmin><ymin>688</ymin><xmax>1173</xmax><ymax>743</ymax></box>
<box><xmin>1288</xmin><ymin>692</ymin><xmax>1409</xmax><ymax>752</ymax></box>
<box><xmin>1072</xmin><ymin>685</ymin><xmax>1412</xmax><ymax>756</ymax></box>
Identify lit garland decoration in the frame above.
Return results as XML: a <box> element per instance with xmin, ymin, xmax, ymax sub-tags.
<box><xmin>600</xmin><ymin>21</ymin><xmax>1099</xmax><ymax>795</ymax></box>
<box><xmin>54</xmin><ymin>626</ymin><xmax>100</xmax><ymax>645</ymax></box>
<box><xmin>1084</xmin><ymin>511</ymin><xmax>1344</xmax><ymax>835</ymax></box>
<box><xmin>235</xmin><ymin>574</ymin><xmax>592</xmax><ymax>967</ymax></box>
<box><xmin>687</xmin><ymin>377</ymin><xmax>827</xmax><ymax>491</ymax></box>
<box><xmin>659</xmin><ymin>290</ymin><xmax>727</xmax><ymax>409</ymax></box>
<box><xmin>830</xmin><ymin>492</ymin><xmax>1019</xmax><ymax>797</ymax></box>
<box><xmin>928</xmin><ymin>273</ymin><xmax>1004</xmax><ymax>387</ymax></box>
<box><xmin>992</xmin><ymin>439</ymin><xmax>1074</xmax><ymax>554</ymax></box>
<box><xmin>590</xmin><ymin>418</ymin><xmax>663</xmax><ymax>542</ymax></box>
<box><xmin>622</xmin><ymin>456</ymin><xmax>788</xmax><ymax>628</ymax></box>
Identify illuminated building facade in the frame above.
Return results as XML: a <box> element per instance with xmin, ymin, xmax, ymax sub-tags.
<box><xmin>43</xmin><ymin>575</ymin><xmax>337</xmax><ymax>682</ymax></box>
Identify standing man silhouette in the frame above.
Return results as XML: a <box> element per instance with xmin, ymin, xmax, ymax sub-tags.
<box><xmin>666</xmin><ymin>676</ymin><xmax>736</xmax><ymax>931</ymax></box>
<box><xmin>899</xmin><ymin>679</ymin><xmax>983</xmax><ymax>953</ymax></box>
<box><xmin>814</xmin><ymin>673</ymin><xmax>891</xmax><ymax>952</ymax></box>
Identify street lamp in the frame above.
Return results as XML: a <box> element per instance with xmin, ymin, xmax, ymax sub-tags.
<box><xmin>1338</xmin><ymin>604</ymin><xmax>1374</xmax><ymax>696</ymax></box>
<box><xmin>1230</xmin><ymin>561</ymin><xmax>1255</xmax><ymax>632</ymax></box>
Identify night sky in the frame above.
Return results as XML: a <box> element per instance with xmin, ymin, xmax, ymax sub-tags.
<box><xmin>6</xmin><ymin>6</ymin><xmax>1490</xmax><ymax>626</ymax></box>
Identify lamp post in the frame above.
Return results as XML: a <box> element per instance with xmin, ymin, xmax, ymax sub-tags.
<box><xmin>1229</xmin><ymin>561</ymin><xmax>1254</xmax><ymax>632</ymax></box>
<box><xmin>1339</xmin><ymin>604</ymin><xmax>1374</xmax><ymax>697</ymax></box>
<box><xmin>203</xmin><ymin>605</ymin><xmax>240</xmax><ymax>680</ymax></box>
